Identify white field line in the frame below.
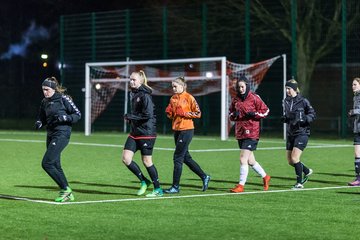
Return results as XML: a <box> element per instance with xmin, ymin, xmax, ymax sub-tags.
<box><xmin>1</xmin><ymin>185</ymin><xmax>358</xmax><ymax>205</ymax></box>
<box><xmin>0</xmin><ymin>138</ymin><xmax>353</xmax><ymax>152</ymax></box>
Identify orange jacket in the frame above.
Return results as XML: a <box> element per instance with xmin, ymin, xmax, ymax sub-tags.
<box><xmin>165</xmin><ymin>91</ymin><xmax>201</xmax><ymax>131</ymax></box>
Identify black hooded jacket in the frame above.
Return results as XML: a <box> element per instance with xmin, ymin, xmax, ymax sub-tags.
<box><xmin>125</xmin><ymin>85</ymin><xmax>156</xmax><ymax>138</ymax></box>
<box><xmin>282</xmin><ymin>94</ymin><xmax>316</xmax><ymax>137</ymax></box>
<box><xmin>37</xmin><ymin>92</ymin><xmax>81</xmax><ymax>134</ymax></box>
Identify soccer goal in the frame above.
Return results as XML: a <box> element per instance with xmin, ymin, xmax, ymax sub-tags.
<box><xmin>85</xmin><ymin>55</ymin><xmax>285</xmax><ymax>140</ymax></box>
<box><xmin>85</xmin><ymin>57</ymin><xmax>229</xmax><ymax>138</ymax></box>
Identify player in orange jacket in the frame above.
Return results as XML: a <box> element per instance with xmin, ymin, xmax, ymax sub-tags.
<box><xmin>164</xmin><ymin>76</ymin><xmax>210</xmax><ymax>194</ymax></box>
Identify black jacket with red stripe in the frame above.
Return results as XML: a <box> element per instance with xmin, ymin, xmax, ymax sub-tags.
<box><xmin>126</xmin><ymin>85</ymin><xmax>157</xmax><ymax>138</ymax></box>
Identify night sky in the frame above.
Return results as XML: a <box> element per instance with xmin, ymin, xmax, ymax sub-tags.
<box><xmin>0</xmin><ymin>0</ymin><xmax>144</xmax><ymax>77</ymax></box>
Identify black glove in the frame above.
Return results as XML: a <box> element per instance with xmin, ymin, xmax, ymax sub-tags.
<box><xmin>56</xmin><ymin>114</ymin><xmax>72</xmax><ymax>123</ymax></box>
<box><xmin>124</xmin><ymin>114</ymin><xmax>131</xmax><ymax>123</ymax></box>
<box><xmin>230</xmin><ymin>111</ymin><xmax>240</xmax><ymax>119</ymax></box>
<box><xmin>245</xmin><ymin>112</ymin><xmax>256</xmax><ymax>118</ymax></box>
<box><xmin>349</xmin><ymin>110</ymin><xmax>356</xmax><ymax>117</ymax></box>
<box><xmin>35</xmin><ymin>121</ymin><xmax>42</xmax><ymax>130</ymax></box>
<box><xmin>280</xmin><ymin>116</ymin><xmax>288</xmax><ymax>123</ymax></box>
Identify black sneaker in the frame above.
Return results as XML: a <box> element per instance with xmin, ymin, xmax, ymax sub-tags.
<box><xmin>164</xmin><ymin>185</ymin><xmax>180</xmax><ymax>194</ymax></box>
<box><xmin>202</xmin><ymin>175</ymin><xmax>211</xmax><ymax>191</ymax></box>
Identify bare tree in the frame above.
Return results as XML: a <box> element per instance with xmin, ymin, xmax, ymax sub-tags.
<box><xmin>146</xmin><ymin>0</ymin><xmax>360</xmax><ymax>96</ymax></box>
<box><xmin>250</xmin><ymin>0</ymin><xmax>360</xmax><ymax>96</ymax></box>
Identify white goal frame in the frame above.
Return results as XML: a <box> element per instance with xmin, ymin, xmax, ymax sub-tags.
<box><xmin>85</xmin><ymin>57</ymin><xmax>229</xmax><ymax>140</ymax></box>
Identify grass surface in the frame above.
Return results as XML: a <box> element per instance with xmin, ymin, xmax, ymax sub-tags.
<box><xmin>1</xmin><ymin>130</ymin><xmax>360</xmax><ymax>239</ymax></box>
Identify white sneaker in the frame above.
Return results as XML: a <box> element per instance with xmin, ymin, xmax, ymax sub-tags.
<box><xmin>292</xmin><ymin>183</ymin><xmax>304</xmax><ymax>190</ymax></box>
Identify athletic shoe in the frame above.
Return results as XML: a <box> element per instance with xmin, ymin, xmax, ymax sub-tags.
<box><xmin>291</xmin><ymin>183</ymin><xmax>304</xmax><ymax>190</ymax></box>
<box><xmin>348</xmin><ymin>179</ymin><xmax>360</xmax><ymax>186</ymax></box>
<box><xmin>55</xmin><ymin>187</ymin><xmax>74</xmax><ymax>202</ymax></box>
<box><xmin>301</xmin><ymin>169</ymin><xmax>313</xmax><ymax>185</ymax></box>
<box><xmin>145</xmin><ymin>188</ymin><xmax>163</xmax><ymax>197</ymax></box>
<box><xmin>202</xmin><ymin>175</ymin><xmax>211</xmax><ymax>191</ymax></box>
<box><xmin>137</xmin><ymin>179</ymin><xmax>151</xmax><ymax>196</ymax></box>
<box><xmin>230</xmin><ymin>184</ymin><xmax>244</xmax><ymax>193</ymax></box>
<box><xmin>263</xmin><ymin>175</ymin><xmax>271</xmax><ymax>191</ymax></box>
<box><xmin>164</xmin><ymin>185</ymin><xmax>180</xmax><ymax>194</ymax></box>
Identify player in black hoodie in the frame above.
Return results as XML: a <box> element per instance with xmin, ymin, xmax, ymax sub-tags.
<box><xmin>122</xmin><ymin>70</ymin><xmax>163</xmax><ymax>197</ymax></box>
<box><xmin>35</xmin><ymin>76</ymin><xmax>81</xmax><ymax>202</ymax></box>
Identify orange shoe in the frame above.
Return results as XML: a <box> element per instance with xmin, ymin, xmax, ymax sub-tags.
<box><xmin>263</xmin><ymin>175</ymin><xmax>271</xmax><ymax>191</ymax></box>
<box><xmin>230</xmin><ymin>184</ymin><xmax>244</xmax><ymax>193</ymax></box>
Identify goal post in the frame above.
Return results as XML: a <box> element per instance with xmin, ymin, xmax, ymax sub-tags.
<box><xmin>85</xmin><ymin>57</ymin><xmax>229</xmax><ymax>139</ymax></box>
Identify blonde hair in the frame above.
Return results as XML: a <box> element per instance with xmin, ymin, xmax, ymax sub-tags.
<box><xmin>134</xmin><ymin>70</ymin><xmax>152</xmax><ymax>90</ymax></box>
<box><xmin>172</xmin><ymin>76</ymin><xmax>187</xmax><ymax>90</ymax></box>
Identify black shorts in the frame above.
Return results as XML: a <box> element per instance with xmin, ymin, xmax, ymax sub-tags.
<box><xmin>286</xmin><ymin>135</ymin><xmax>308</xmax><ymax>151</ymax></box>
<box><xmin>238</xmin><ymin>139</ymin><xmax>258</xmax><ymax>151</ymax></box>
<box><xmin>124</xmin><ymin>137</ymin><xmax>156</xmax><ymax>155</ymax></box>
<box><xmin>354</xmin><ymin>133</ymin><xmax>360</xmax><ymax>145</ymax></box>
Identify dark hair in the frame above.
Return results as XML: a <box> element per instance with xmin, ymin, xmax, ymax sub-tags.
<box><xmin>42</xmin><ymin>76</ymin><xmax>72</xmax><ymax>99</ymax></box>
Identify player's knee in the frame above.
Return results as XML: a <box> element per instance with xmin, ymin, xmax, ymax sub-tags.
<box><xmin>122</xmin><ymin>157</ymin><xmax>131</xmax><ymax>165</ymax></box>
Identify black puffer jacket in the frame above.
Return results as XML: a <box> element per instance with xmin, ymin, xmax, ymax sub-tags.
<box><xmin>37</xmin><ymin>92</ymin><xmax>81</xmax><ymax>133</ymax></box>
<box><xmin>282</xmin><ymin>94</ymin><xmax>316</xmax><ymax>137</ymax></box>
<box><xmin>125</xmin><ymin>85</ymin><xmax>156</xmax><ymax>138</ymax></box>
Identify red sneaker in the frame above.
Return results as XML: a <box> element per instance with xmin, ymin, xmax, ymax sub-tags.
<box><xmin>263</xmin><ymin>175</ymin><xmax>271</xmax><ymax>191</ymax></box>
<box><xmin>230</xmin><ymin>184</ymin><xmax>244</xmax><ymax>193</ymax></box>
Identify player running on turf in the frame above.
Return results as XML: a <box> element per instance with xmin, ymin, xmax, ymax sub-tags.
<box><xmin>163</xmin><ymin>76</ymin><xmax>211</xmax><ymax>194</ymax></box>
<box><xmin>348</xmin><ymin>77</ymin><xmax>360</xmax><ymax>186</ymax></box>
<box><xmin>122</xmin><ymin>70</ymin><xmax>163</xmax><ymax>197</ymax></box>
<box><xmin>35</xmin><ymin>76</ymin><xmax>81</xmax><ymax>202</ymax></box>
<box><xmin>228</xmin><ymin>75</ymin><xmax>271</xmax><ymax>193</ymax></box>
<box><xmin>282</xmin><ymin>79</ymin><xmax>316</xmax><ymax>189</ymax></box>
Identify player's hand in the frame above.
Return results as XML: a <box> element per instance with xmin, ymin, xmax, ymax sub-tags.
<box><xmin>245</xmin><ymin>112</ymin><xmax>255</xmax><ymax>118</ymax></box>
<box><xmin>165</xmin><ymin>105</ymin><xmax>173</xmax><ymax>114</ymax></box>
<box><xmin>349</xmin><ymin>110</ymin><xmax>355</xmax><ymax>117</ymax></box>
<box><xmin>35</xmin><ymin>121</ymin><xmax>42</xmax><ymax>130</ymax></box>
<box><xmin>124</xmin><ymin>114</ymin><xmax>131</xmax><ymax>123</ymax></box>
<box><xmin>230</xmin><ymin>111</ymin><xmax>240</xmax><ymax>119</ymax></box>
<box><xmin>280</xmin><ymin>116</ymin><xmax>288</xmax><ymax>123</ymax></box>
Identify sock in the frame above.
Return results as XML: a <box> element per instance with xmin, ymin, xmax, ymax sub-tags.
<box><xmin>146</xmin><ymin>165</ymin><xmax>160</xmax><ymax>189</ymax></box>
<box><xmin>355</xmin><ymin>157</ymin><xmax>360</xmax><ymax>178</ymax></box>
<box><xmin>301</xmin><ymin>162</ymin><xmax>310</xmax><ymax>175</ymax></box>
<box><xmin>294</xmin><ymin>162</ymin><xmax>303</xmax><ymax>184</ymax></box>
<box><xmin>251</xmin><ymin>162</ymin><xmax>267</xmax><ymax>178</ymax></box>
<box><xmin>239</xmin><ymin>165</ymin><xmax>249</xmax><ymax>185</ymax></box>
<box><xmin>127</xmin><ymin>161</ymin><xmax>147</xmax><ymax>182</ymax></box>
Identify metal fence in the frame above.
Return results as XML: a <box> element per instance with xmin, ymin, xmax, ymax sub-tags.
<box><xmin>54</xmin><ymin>1</ymin><xmax>360</xmax><ymax>137</ymax></box>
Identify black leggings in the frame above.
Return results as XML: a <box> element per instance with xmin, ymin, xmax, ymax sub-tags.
<box><xmin>42</xmin><ymin>132</ymin><xmax>70</xmax><ymax>189</ymax></box>
<box><xmin>172</xmin><ymin>129</ymin><xmax>206</xmax><ymax>186</ymax></box>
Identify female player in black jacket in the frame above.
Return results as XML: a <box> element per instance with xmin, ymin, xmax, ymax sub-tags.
<box><xmin>282</xmin><ymin>79</ymin><xmax>316</xmax><ymax>189</ymax></box>
<box><xmin>122</xmin><ymin>70</ymin><xmax>163</xmax><ymax>197</ymax></box>
<box><xmin>35</xmin><ymin>76</ymin><xmax>81</xmax><ymax>202</ymax></box>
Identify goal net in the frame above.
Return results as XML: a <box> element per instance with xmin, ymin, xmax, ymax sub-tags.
<box><xmin>85</xmin><ymin>56</ymin><xmax>283</xmax><ymax>140</ymax></box>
